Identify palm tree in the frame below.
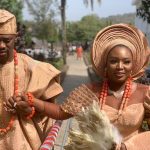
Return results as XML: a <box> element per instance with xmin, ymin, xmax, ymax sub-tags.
<box><xmin>83</xmin><ymin>0</ymin><xmax>101</xmax><ymax>10</ymax></box>
<box><xmin>60</xmin><ymin>0</ymin><xmax>67</xmax><ymax>64</ymax></box>
<box><xmin>60</xmin><ymin>0</ymin><xmax>101</xmax><ymax>64</ymax></box>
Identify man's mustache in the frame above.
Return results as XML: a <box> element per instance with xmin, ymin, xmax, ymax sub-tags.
<box><xmin>0</xmin><ymin>48</ymin><xmax>7</xmax><ymax>51</ymax></box>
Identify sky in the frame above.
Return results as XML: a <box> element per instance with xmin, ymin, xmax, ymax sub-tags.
<box><xmin>23</xmin><ymin>0</ymin><xmax>136</xmax><ymax>21</ymax></box>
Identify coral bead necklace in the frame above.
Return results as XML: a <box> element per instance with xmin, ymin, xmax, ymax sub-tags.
<box><xmin>99</xmin><ymin>77</ymin><xmax>132</xmax><ymax>114</ymax></box>
<box><xmin>0</xmin><ymin>50</ymin><xmax>18</xmax><ymax>135</ymax></box>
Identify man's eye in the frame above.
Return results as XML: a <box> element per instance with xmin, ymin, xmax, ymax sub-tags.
<box><xmin>4</xmin><ymin>39</ymin><xmax>11</xmax><ymax>43</ymax></box>
<box><xmin>2</xmin><ymin>37</ymin><xmax>14</xmax><ymax>43</ymax></box>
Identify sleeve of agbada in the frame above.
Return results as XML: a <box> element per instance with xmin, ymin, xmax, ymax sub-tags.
<box><xmin>16</xmin><ymin>54</ymin><xmax>64</xmax><ymax>145</ymax></box>
<box><xmin>19</xmin><ymin>53</ymin><xmax>63</xmax><ymax>101</ymax></box>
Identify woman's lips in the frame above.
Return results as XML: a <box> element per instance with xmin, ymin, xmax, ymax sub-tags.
<box><xmin>114</xmin><ymin>72</ymin><xmax>125</xmax><ymax>77</ymax></box>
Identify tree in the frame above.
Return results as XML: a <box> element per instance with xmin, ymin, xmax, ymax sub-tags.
<box><xmin>25</xmin><ymin>0</ymin><xmax>58</xmax><ymax>22</ymax></box>
<box><xmin>60</xmin><ymin>0</ymin><xmax>67</xmax><ymax>64</ymax></box>
<box><xmin>136</xmin><ymin>0</ymin><xmax>150</xmax><ymax>23</ymax></box>
<box><xmin>60</xmin><ymin>0</ymin><xmax>101</xmax><ymax>64</ymax></box>
<box><xmin>83</xmin><ymin>0</ymin><xmax>101</xmax><ymax>10</ymax></box>
<box><xmin>66</xmin><ymin>14</ymin><xmax>106</xmax><ymax>43</ymax></box>
<box><xmin>0</xmin><ymin>0</ymin><xmax>23</xmax><ymax>22</ymax></box>
<box><xmin>25</xmin><ymin>0</ymin><xmax>59</xmax><ymax>43</ymax></box>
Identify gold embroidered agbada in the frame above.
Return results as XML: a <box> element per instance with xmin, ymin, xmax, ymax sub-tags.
<box><xmin>0</xmin><ymin>53</ymin><xmax>63</xmax><ymax>150</ymax></box>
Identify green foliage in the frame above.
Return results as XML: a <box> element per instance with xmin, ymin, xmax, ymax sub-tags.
<box><xmin>33</xmin><ymin>20</ymin><xmax>59</xmax><ymax>42</ymax></box>
<box><xmin>0</xmin><ymin>0</ymin><xmax>23</xmax><ymax>22</ymax></box>
<box><xmin>137</xmin><ymin>0</ymin><xmax>150</xmax><ymax>23</ymax></box>
<box><xmin>21</xmin><ymin>21</ymin><xmax>33</xmax><ymax>48</ymax></box>
<box><xmin>49</xmin><ymin>58</ymin><xmax>64</xmax><ymax>70</ymax></box>
<box><xmin>25</xmin><ymin>0</ymin><xmax>58</xmax><ymax>22</ymax></box>
<box><xmin>66</xmin><ymin>14</ymin><xmax>110</xmax><ymax>43</ymax></box>
<box><xmin>66</xmin><ymin>12</ymin><xmax>136</xmax><ymax>44</ymax></box>
<box><xmin>25</xmin><ymin>0</ymin><xmax>59</xmax><ymax>42</ymax></box>
<box><xmin>24</xmin><ymin>32</ymin><xmax>32</xmax><ymax>48</ymax></box>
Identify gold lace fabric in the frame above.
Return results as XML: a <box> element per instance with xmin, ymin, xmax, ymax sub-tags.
<box><xmin>0</xmin><ymin>62</ymin><xmax>14</xmax><ymax>128</ymax></box>
<box><xmin>61</xmin><ymin>84</ymin><xmax>99</xmax><ymax>115</ymax></box>
<box><xmin>0</xmin><ymin>9</ymin><xmax>17</xmax><ymax>34</ymax></box>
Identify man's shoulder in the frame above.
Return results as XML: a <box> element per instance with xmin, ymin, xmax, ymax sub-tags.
<box><xmin>18</xmin><ymin>53</ymin><xmax>33</xmax><ymax>61</ymax></box>
<box><xmin>18</xmin><ymin>52</ymin><xmax>60</xmax><ymax>75</ymax></box>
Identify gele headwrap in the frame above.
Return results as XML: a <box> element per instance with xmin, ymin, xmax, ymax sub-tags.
<box><xmin>91</xmin><ymin>23</ymin><xmax>150</xmax><ymax>80</ymax></box>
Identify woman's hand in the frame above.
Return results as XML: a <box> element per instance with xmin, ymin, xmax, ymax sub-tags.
<box><xmin>111</xmin><ymin>143</ymin><xmax>117</xmax><ymax>150</ymax></box>
<box><xmin>110</xmin><ymin>142</ymin><xmax>127</xmax><ymax>150</ymax></box>
<box><xmin>4</xmin><ymin>95</ymin><xmax>32</xmax><ymax>116</ymax></box>
<box><xmin>120</xmin><ymin>143</ymin><xmax>127</xmax><ymax>150</ymax></box>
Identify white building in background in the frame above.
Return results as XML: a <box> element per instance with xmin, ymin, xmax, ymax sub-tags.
<box><xmin>132</xmin><ymin>0</ymin><xmax>150</xmax><ymax>44</ymax></box>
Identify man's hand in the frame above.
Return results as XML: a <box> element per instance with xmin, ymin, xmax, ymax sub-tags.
<box><xmin>4</xmin><ymin>95</ymin><xmax>32</xmax><ymax>116</ymax></box>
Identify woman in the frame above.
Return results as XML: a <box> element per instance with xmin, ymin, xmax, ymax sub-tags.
<box><xmin>76</xmin><ymin>45</ymin><xmax>83</xmax><ymax>60</ymax></box>
<box><xmin>61</xmin><ymin>24</ymin><xmax>150</xmax><ymax>149</ymax></box>
<box><xmin>7</xmin><ymin>24</ymin><xmax>150</xmax><ymax>149</ymax></box>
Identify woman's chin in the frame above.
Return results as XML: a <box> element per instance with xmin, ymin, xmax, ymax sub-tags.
<box><xmin>112</xmin><ymin>77</ymin><xmax>127</xmax><ymax>84</ymax></box>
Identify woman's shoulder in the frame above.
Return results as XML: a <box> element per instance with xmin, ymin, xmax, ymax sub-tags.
<box><xmin>135</xmin><ymin>82</ymin><xmax>149</xmax><ymax>91</ymax></box>
<box><xmin>18</xmin><ymin>53</ymin><xmax>61</xmax><ymax>77</ymax></box>
<box><xmin>132</xmin><ymin>82</ymin><xmax>150</xmax><ymax>104</ymax></box>
<box><xmin>86</xmin><ymin>81</ymin><xmax>149</xmax><ymax>93</ymax></box>
<box><xmin>84</xmin><ymin>82</ymin><xmax>103</xmax><ymax>98</ymax></box>
<box><xmin>86</xmin><ymin>82</ymin><xmax>103</xmax><ymax>92</ymax></box>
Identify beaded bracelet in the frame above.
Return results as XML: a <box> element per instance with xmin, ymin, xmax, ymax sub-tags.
<box><xmin>26</xmin><ymin>107</ymin><xmax>35</xmax><ymax>120</ymax></box>
<box><xmin>26</xmin><ymin>92</ymin><xmax>34</xmax><ymax>106</ymax></box>
<box><xmin>26</xmin><ymin>92</ymin><xmax>35</xmax><ymax>119</ymax></box>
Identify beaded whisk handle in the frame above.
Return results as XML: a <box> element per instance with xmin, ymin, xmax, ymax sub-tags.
<box><xmin>40</xmin><ymin>120</ymin><xmax>63</xmax><ymax>150</ymax></box>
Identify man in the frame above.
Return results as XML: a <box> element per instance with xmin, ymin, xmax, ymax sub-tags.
<box><xmin>0</xmin><ymin>9</ymin><xmax>63</xmax><ymax>149</ymax></box>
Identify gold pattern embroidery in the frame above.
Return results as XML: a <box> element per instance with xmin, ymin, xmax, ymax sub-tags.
<box><xmin>61</xmin><ymin>84</ymin><xmax>99</xmax><ymax>115</ymax></box>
